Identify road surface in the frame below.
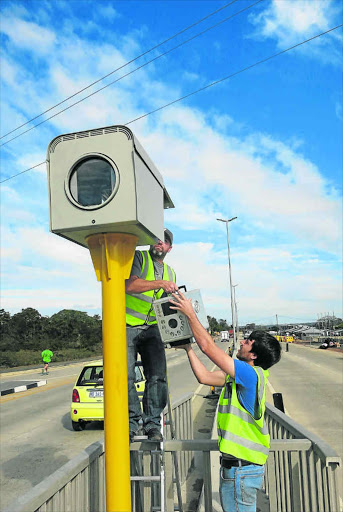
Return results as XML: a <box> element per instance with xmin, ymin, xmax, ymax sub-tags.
<box><xmin>1</xmin><ymin>341</ymin><xmax>342</xmax><ymax>509</ymax></box>
<box><xmin>0</xmin><ymin>345</ymin><xmax>215</xmax><ymax>510</ymax></box>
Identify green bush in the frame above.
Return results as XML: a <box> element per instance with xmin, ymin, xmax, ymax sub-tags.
<box><xmin>0</xmin><ymin>345</ymin><xmax>103</xmax><ymax>368</ymax></box>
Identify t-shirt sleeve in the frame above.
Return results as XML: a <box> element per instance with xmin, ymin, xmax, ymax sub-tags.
<box><xmin>130</xmin><ymin>251</ymin><xmax>143</xmax><ymax>278</ymax></box>
<box><xmin>234</xmin><ymin>360</ymin><xmax>258</xmax><ymax>418</ymax></box>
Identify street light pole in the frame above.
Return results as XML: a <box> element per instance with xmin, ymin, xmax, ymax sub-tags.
<box><xmin>217</xmin><ymin>216</ymin><xmax>237</xmax><ymax>350</ymax></box>
<box><xmin>233</xmin><ymin>284</ymin><xmax>239</xmax><ymax>344</ymax></box>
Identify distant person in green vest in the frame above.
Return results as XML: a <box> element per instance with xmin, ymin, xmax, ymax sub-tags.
<box><xmin>125</xmin><ymin>228</ymin><xmax>178</xmax><ymax>443</ymax></box>
<box><xmin>41</xmin><ymin>349</ymin><xmax>53</xmax><ymax>375</ymax></box>
<box><xmin>169</xmin><ymin>291</ymin><xmax>281</xmax><ymax>512</ymax></box>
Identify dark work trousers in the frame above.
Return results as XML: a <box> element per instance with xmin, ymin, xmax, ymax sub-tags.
<box><xmin>126</xmin><ymin>324</ymin><xmax>167</xmax><ymax>434</ymax></box>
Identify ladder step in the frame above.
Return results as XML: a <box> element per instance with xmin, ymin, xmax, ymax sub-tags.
<box><xmin>130</xmin><ymin>476</ymin><xmax>161</xmax><ymax>482</ymax></box>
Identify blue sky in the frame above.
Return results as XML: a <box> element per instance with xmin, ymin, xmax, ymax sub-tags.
<box><xmin>1</xmin><ymin>0</ymin><xmax>342</xmax><ymax>325</ymax></box>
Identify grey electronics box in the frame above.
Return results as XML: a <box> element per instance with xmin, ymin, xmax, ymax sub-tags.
<box><xmin>153</xmin><ymin>289</ymin><xmax>208</xmax><ymax>345</ymax></box>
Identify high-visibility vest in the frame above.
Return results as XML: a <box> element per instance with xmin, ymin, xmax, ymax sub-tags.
<box><xmin>126</xmin><ymin>250</ymin><xmax>176</xmax><ymax>326</ymax></box>
<box><xmin>217</xmin><ymin>366</ymin><xmax>270</xmax><ymax>465</ymax></box>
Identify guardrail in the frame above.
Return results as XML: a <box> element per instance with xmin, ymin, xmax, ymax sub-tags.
<box><xmin>4</xmin><ymin>397</ymin><xmax>341</xmax><ymax>512</ymax></box>
<box><xmin>3</xmin><ymin>393</ymin><xmax>193</xmax><ymax>512</ymax></box>
<box><xmin>265</xmin><ymin>403</ymin><xmax>341</xmax><ymax>512</ymax></box>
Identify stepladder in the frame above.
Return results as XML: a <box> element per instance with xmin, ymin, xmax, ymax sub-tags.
<box><xmin>129</xmin><ymin>375</ymin><xmax>183</xmax><ymax>512</ymax></box>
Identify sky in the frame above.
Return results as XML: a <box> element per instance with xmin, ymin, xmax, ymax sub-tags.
<box><xmin>1</xmin><ymin>0</ymin><xmax>342</xmax><ymax>326</ymax></box>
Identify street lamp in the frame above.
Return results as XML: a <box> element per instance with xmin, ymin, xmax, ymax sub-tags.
<box><xmin>217</xmin><ymin>216</ymin><xmax>237</xmax><ymax>350</ymax></box>
<box><xmin>233</xmin><ymin>284</ymin><xmax>239</xmax><ymax>344</ymax></box>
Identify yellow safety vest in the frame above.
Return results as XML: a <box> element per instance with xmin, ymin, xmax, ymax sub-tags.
<box><xmin>126</xmin><ymin>250</ymin><xmax>176</xmax><ymax>326</ymax></box>
<box><xmin>217</xmin><ymin>366</ymin><xmax>270</xmax><ymax>465</ymax></box>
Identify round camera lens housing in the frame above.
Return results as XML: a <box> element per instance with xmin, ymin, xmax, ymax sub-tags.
<box><xmin>65</xmin><ymin>153</ymin><xmax>120</xmax><ymax>210</ymax></box>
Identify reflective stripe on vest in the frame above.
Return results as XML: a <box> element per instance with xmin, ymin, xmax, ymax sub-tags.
<box><xmin>126</xmin><ymin>250</ymin><xmax>176</xmax><ymax>326</ymax></box>
<box><xmin>217</xmin><ymin>366</ymin><xmax>270</xmax><ymax>465</ymax></box>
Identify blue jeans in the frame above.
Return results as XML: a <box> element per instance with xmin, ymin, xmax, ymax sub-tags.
<box><xmin>219</xmin><ymin>464</ymin><xmax>264</xmax><ymax>512</ymax></box>
<box><xmin>127</xmin><ymin>325</ymin><xmax>167</xmax><ymax>433</ymax></box>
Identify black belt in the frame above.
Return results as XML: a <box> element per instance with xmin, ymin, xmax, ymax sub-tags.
<box><xmin>220</xmin><ymin>457</ymin><xmax>259</xmax><ymax>469</ymax></box>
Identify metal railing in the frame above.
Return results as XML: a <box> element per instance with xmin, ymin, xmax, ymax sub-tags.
<box><xmin>4</xmin><ymin>397</ymin><xmax>341</xmax><ymax>512</ymax></box>
<box><xmin>265</xmin><ymin>403</ymin><xmax>341</xmax><ymax>512</ymax></box>
<box><xmin>3</xmin><ymin>393</ymin><xmax>193</xmax><ymax>512</ymax></box>
<box><xmin>130</xmin><ymin>392</ymin><xmax>193</xmax><ymax>512</ymax></box>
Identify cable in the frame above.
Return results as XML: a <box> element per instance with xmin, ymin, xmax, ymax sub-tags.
<box><xmin>1</xmin><ymin>24</ymin><xmax>341</xmax><ymax>185</ymax></box>
<box><xmin>0</xmin><ymin>161</ymin><xmax>46</xmax><ymax>184</ymax></box>
<box><xmin>125</xmin><ymin>24</ymin><xmax>342</xmax><ymax>126</ymax></box>
<box><xmin>0</xmin><ymin>0</ymin><xmax>263</xmax><ymax>148</ymax></box>
<box><xmin>0</xmin><ymin>0</ymin><xmax>239</xmax><ymax>140</ymax></box>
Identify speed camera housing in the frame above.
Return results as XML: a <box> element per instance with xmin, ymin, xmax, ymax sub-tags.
<box><xmin>47</xmin><ymin>125</ymin><xmax>174</xmax><ymax>247</ymax></box>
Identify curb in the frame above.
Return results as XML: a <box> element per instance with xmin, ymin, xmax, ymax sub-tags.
<box><xmin>0</xmin><ymin>380</ymin><xmax>47</xmax><ymax>397</ymax></box>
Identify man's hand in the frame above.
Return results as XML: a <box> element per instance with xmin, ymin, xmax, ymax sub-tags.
<box><xmin>174</xmin><ymin>343</ymin><xmax>191</xmax><ymax>351</ymax></box>
<box><xmin>169</xmin><ymin>290</ymin><xmax>196</xmax><ymax>319</ymax></box>
<box><xmin>160</xmin><ymin>281</ymin><xmax>179</xmax><ymax>294</ymax></box>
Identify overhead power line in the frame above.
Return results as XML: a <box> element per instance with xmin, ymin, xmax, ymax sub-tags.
<box><xmin>1</xmin><ymin>23</ymin><xmax>341</xmax><ymax>185</ymax></box>
<box><xmin>0</xmin><ymin>0</ymin><xmax>240</xmax><ymax>141</ymax></box>
<box><xmin>0</xmin><ymin>161</ymin><xmax>47</xmax><ymax>184</ymax></box>
<box><xmin>125</xmin><ymin>24</ymin><xmax>342</xmax><ymax>126</ymax></box>
<box><xmin>0</xmin><ymin>0</ymin><xmax>263</xmax><ymax>148</ymax></box>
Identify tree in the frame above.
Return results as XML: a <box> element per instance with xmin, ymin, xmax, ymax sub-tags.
<box><xmin>207</xmin><ymin>316</ymin><xmax>219</xmax><ymax>333</ymax></box>
<box><xmin>10</xmin><ymin>308</ymin><xmax>44</xmax><ymax>349</ymax></box>
<box><xmin>218</xmin><ymin>318</ymin><xmax>230</xmax><ymax>331</ymax></box>
<box><xmin>0</xmin><ymin>309</ymin><xmax>18</xmax><ymax>351</ymax></box>
<box><xmin>47</xmin><ymin>310</ymin><xmax>101</xmax><ymax>350</ymax></box>
<box><xmin>207</xmin><ymin>316</ymin><xmax>230</xmax><ymax>333</ymax></box>
<box><xmin>0</xmin><ymin>309</ymin><xmax>11</xmax><ymax>335</ymax></box>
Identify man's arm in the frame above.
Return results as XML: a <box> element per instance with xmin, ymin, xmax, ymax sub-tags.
<box><xmin>178</xmin><ymin>344</ymin><xmax>226</xmax><ymax>386</ymax></box>
<box><xmin>125</xmin><ymin>275</ymin><xmax>178</xmax><ymax>294</ymax></box>
<box><xmin>170</xmin><ymin>291</ymin><xmax>235</xmax><ymax>378</ymax></box>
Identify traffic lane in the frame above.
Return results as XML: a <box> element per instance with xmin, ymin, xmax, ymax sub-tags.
<box><xmin>281</xmin><ymin>342</ymin><xmax>342</xmax><ymax>375</ymax></box>
<box><xmin>0</xmin><ymin>359</ymin><xmax>96</xmax><ymax>384</ymax></box>
<box><xmin>0</xmin><ymin>344</ymin><xmax>218</xmax><ymax>509</ymax></box>
<box><xmin>267</xmin><ymin>345</ymin><xmax>343</xmax><ymax>461</ymax></box>
<box><xmin>0</xmin><ymin>382</ymin><xmax>106</xmax><ymax>509</ymax></box>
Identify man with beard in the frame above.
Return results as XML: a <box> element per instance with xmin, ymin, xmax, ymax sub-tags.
<box><xmin>125</xmin><ymin>228</ymin><xmax>178</xmax><ymax>442</ymax></box>
<box><xmin>169</xmin><ymin>291</ymin><xmax>281</xmax><ymax>512</ymax></box>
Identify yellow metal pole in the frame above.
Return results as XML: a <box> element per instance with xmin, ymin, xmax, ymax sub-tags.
<box><xmin>87</xmin><ymin>233</ymin><xmax>137</xmax><ymax>512</ymax></box>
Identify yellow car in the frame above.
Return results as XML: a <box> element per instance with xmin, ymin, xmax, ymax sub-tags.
<box><xmin>71</xmin><ymin>360</ymin><xmax>145</xmax><ymax>431</ymax></box>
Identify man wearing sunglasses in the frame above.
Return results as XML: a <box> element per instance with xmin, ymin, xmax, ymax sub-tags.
<box><xmin>170</xmin><ymin>290</ymin><xmax>281</xmax><ymax>512</ymax></box>
<box><xmin>125</xmin><ymin>228</ymin><xmax>178</xmax><ymax>442</ymax></box>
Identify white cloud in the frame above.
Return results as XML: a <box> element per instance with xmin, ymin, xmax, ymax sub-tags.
<box><xmin>249</xmin><ymin>0</ymin><xmax>342</xmax><ymax>65</ymax></box>
<box><xmin>0</xmin><ymin>4</ymin><xmax>341</xmax><ymax>323</ymax></box>
<box><xmin>167</xmin><ymin>241</ymin><xmax>341</xmax><ymax>324</ymax></box>
<box><xmin>12</xmin><ymin>227</ymin><xmax>92</xmax><ymax>267</ymax></box>
<box><xmin>97</xmin><ymin>4</ymin><xmax>119</xmax><ymax>22</ymax></box>
<box><xmin>2</xmin><ymin>286</ymin><xmax>101</xmax><ymax>314</ymax></box>
<box><xmin>1</xmin><ymin>17</ymin><xmax>56</xmax><ymax>54</ymax></box>
<box><xmin>183</xmin><ymin>71</ymin><xmax>200</xmax><ymax>82</ymax></box>
<box><xmin>139</xmin><ymin>109</ymin><xmax>341</xmax><ymax>253</ymax></box>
